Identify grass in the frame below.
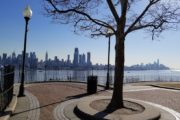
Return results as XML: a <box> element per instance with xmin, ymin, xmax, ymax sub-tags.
<box><xmin>156</xmin><ymin>83</ymin><xmax>180</xmax><ymax>89</ymax></box>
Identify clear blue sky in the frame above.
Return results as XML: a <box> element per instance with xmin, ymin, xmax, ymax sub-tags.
<box><xmin>0</xmin><ymin>0</ymin><xmax>180</xmax><ymax>69</ymax></box>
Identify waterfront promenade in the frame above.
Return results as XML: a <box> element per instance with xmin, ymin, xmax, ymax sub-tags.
<box><xmin>7</xmin><ymin>82</ymin><xmax>180</xmax><ymax>120</ymax></box>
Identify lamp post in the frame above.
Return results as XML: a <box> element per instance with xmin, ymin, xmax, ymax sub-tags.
<box><xmin>18</xmin><ymin>6</ymin><xmax>32</xmax><ymax>97</ymax></box>
<box><xmin>105</xmin><ymin>29</ymin><xmax>113</xmax><ymax>90</ymax></box>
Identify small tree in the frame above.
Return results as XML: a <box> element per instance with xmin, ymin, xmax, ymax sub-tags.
<box><xmin>44</xmin><ymin>0</ymin><xmax>180</xmax><ymax>109</ymax></box>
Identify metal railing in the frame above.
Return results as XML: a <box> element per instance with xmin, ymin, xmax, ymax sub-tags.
<box><xmin>0</xmin><ymin>65</ymin><xmax>14</xmax><ymax>114</ymax></box>
<box><xmin>13</xmin><ymin>69</ymin><xmax>180</xmax><ymax>86</ymax></box>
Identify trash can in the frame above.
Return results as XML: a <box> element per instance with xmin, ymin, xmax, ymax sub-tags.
<box><xmin>87</xmin><ymin>76</ymin><xmax>97</xmax><ymax>94</ymax></box>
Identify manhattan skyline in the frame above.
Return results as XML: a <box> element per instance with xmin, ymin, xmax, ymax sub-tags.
<box><xmin>0</xmin><ymin>50</ymin><xmax>170</xmax><ymax>71</ymax></box>
<box><xmin>1</xmin><ymin>1</ymin><xmax>180</xmax><ymax>69</ymax></box>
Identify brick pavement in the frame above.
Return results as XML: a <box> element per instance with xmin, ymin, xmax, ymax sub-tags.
<box><xmin>9</xmin><ymin>91</ymin><xmax>40</xmax><ymax>120</ymax></box>
<box><xmin>10</xmin><ymin>82</ymin><xmax>180</xmax><ymax>120</ymax></box>
<box><xmin>25</xmin><ymin>82</ymin><xmax>88</xmax><ymax>120</ymax></box>
<box><xmin>124</xmin><ymin>89</ymin><xmax>180</xmax><ymax>113</ymax></box>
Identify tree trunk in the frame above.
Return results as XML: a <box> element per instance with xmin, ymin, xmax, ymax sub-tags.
<box><xmin>107</xmin><ymin>32</ymin><xmax>125</xmax><ymax>110</ymax></box>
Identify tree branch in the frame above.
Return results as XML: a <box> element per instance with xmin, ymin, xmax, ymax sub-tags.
<box><xmin>119</xmin><ymin>0</ymin><xmax>128</xmax><ymax>33</ymax></box>
<box><xmin>106</xmin><ymin>0</ymin><xmax>120</xmax><ymax>24</ymax></box>
<box><xmin>125</xmin><ymin>0</ymin><xmax>160</xmax><ymax>36</ymax></box>
<box><xmin>46</xmin><ymin>0</ymin><xmax>115</xmax><ymax>32</ymax></box>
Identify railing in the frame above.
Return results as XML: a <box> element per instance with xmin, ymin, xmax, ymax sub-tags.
<box><xmin>13</xmin><ymin>69</ymin><xmax>180</xmax><ymax>86</ymax></box>
<box><xmin>0</xmin><ymin>65</ymin><xmax>14</xmax><ymax>114</ymax></box>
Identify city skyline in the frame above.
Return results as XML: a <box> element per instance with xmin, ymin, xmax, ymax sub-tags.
<box><xmin>0</xmin><ymin>48</ymin><xmax>92</xmax><ymax>70</ymax></box>
<box><xmin>0</xmin><ymin>50</ymin><xmax>170</xmax><ymax>70</ymax></box>
<box><xmin>1</xmin><ymin>1</ymin><xmax>180</xmax><ymax>69</ymax></box>
<box><xmin>0</xmin><ymin>48</ymin><xmax>91</xmax><ymax>64</ymax></box>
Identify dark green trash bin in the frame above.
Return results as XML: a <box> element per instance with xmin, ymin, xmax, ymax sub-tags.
<box><xmin>87</xmin><ymin>76</ymin><xmax>97</xmax><ymax>94</ymax></box>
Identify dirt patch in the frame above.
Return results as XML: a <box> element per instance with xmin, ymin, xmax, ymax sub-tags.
<box><xmin>90</xmin><ymin>99</ymin><xmax>144</xmax><ymax>115</ymax></box>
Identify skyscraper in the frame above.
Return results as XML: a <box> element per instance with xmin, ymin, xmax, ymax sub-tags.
<box><xmin>3</xmin><ymin>53</ymin><xmax>7</xmax><ymax>61</ymax></box>
<box><xmin>82</xmin><ymin>54</ymin><xmax>86</xmax><ymax>65</ymax></box>
<box><xmin>30</xmin><ymin>52</ymin><xmax>36</xmax><ymax>60</ymax></box>
<box><xmin>3</xmin><ymin>53</ymin><xmax>7</xmax><ymax>65</ymax></box>
<box><xmin>73</xmin><ymin>48</ymin><xmax>79</xmax><ymax>66</ymax></box>
<box><xmin>11</xmin><ymin>52</ymin><xmax>16</xmax><ymax>65</ymax></box>
<box><xmin>45</xmin><ymin>51</ymin><xmax>48</xmax><ymax>62</ymax></box>
<box><xmin>29</xmin><ymin>52</ymin><xmax>38</xmax><ymax>69</ymax></box>
<box><xmin>12</xmin><ymin>52</ymin><xmax>16</xmax><ymax>60</ymax></box>
<box><xmin>79</xmin><ymin>54</ymin><xmax>82</xmax><ymax>65</ymax></box>
<box><xmin>157</xmin><ymin>59</ymin><xmax>159</xmax><ymax>65</ymax></box>
<box><xmin>157</xmin><ymin>59</ymin><xmax>160</xmax><ymax>69</ymax></box>
<box><xmin>67</xmin><ymin>54</ymin><xmax>71</xmax><ymax>64</ymax></box>
<box><xmin>87</xmin><ymin>52</ymin><xmax>91</xmax><ymax>66</ymax></box>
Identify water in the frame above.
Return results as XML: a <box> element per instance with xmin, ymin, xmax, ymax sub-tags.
<box><xmin>11</xmin><ymin>69</ymin><xmax>180</xmax><ymax>86</ymax></box>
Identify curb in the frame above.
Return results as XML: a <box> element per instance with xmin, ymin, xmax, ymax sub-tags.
<box><xmin>0</xmin><ymin>95</ymin><xmax>17</xmax><ymax>120</ymax></box>
<box><xmin>54</xmin><ymin>95</ymin><xmax>179</xmax><ymax>120</ymax></box>
<box><xmin>25</xmin><ymin>91</ymin><xmax>40</xmax><ymax>120</ymax></box>
<box><xmin>150</xmin><ymin>84</ymin><xmax>180</xmax><ymax>91</ymax></box>
<box><xmin>53</xmin><ymin>99</ymin><xmax>80</xmax><ymax>120</ymax></box>
<box><xmin>75</xmin><ymin>96</ymin><xmax>161</xmax><ymax>120</ymax></box>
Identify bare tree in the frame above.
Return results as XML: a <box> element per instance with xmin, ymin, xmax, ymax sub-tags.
<box><xmin>43</xmin><ymin>0</ymin><xmax>180</xmax><ymax>109</ymax></box>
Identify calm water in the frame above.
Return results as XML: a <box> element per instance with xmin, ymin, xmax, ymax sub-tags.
<box><xmin>11</xmin><ymin>69</ymin><xmax>180</xmax><ymax>85</ymax></box>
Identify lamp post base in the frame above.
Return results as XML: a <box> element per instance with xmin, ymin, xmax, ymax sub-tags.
<box><xmin>105</xmin><ymin>72</ymin><xmax>110</xmax><ymax>90</ymax></box>
<box><xmin>18</xmin><ymin>84</ymin><xmax>25</xmax><ymax>97</ymax></box>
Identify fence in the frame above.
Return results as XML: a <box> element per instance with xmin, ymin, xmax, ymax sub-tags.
<box><xmin>13</xmin><ymin>69</ymin><xmax>180</xmax><ymax>86</ymax></box>
<box><xmin>0</xmin><ymin>65</ymin><xmax>15</xmax><ymax>114</ymax></box>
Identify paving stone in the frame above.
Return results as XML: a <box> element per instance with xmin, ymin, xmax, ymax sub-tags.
<box><xmin>9</xmin><ymin>82</ymin><xmax>180</xmax><ymax>120</ymax></box>
<box><xmin>9</xmin><ymin>90</ymin><xmax>40</xmax><ymax>120</ymax></box>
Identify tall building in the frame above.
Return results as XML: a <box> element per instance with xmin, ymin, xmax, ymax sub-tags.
<box><xmin>0</xmin><ymin>56</ymin><xmax>1</xmax><ymax>65</ymax></box>
<box><xmin>87</xmin><ymin>52</ymin><xmax>91</xmax><ymax>66</ymax></box>
<box><xmin>82</xmin><ymin>54</ymin><xmax>86</xmax><ymax>65</ymax></box>
<box><xmin>73</xmin><ymin>48</ymin><xmax>79</xmax><ymax>66</ymax></box>
<box><xmin>79</xmin><ymin>54</ymin><xmax>82</xmax><ymax>65</ymax></box>
<box><xmin>54</xmin><ymin>56</ymin><xmax>58</xmax><ymax>61</ymax></box>
<box><xmin>45</xmin><ymin>51</ymin><xmax>48</xmax><ymax>62</ymax></box>
<box><xmin>2</xmin><ymin>53</ymin><xmax>7</xmax><ymax>61</ymax></box>
<box><xmin>30</xmin><ymin>52</ymin><xmax>36</xmax><ymax>60</ymax></box>
<box><xmin>11</xmin><ymin>52</ymin><xmax>16</xmax><ymax>65</ymax></box>
<box><xmin>12</xmin><ymin>52</ymin><xmax>16</xmax><ymax>60</ymax></box>
<box><xmin>157</xmin><ymin>59</ymin><xmax>159</xmax><ymax>65</ymax></box>
<box><xmin>67</xmin><ymin>54</ymin><xmax>71</xmax><ymax>64</ymax></box>
<box><xmin>157</xmin><ymin>59</ymin><xmax>160</xmax><ymax>69</ymax></box>
<box><xmin>29</xmin><ymin>52</ymin><xmax>38</xmax><ymax>69</ymax></box>
<box><xmin>17</xmin><ymin>54</ymin><xmax>22</xmax><ymax>65</ymax></box>
<box><xmin>2</xmin><ymin>53</ymin><xmax>7</xmax><ymax>65</ymax></box>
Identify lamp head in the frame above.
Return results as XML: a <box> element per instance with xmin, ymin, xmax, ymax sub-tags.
<box><xmin>106</xmin><ymin>28</ymin><xmax>113</xmax><ymax>37</ymax></box>
<box><xmin>23</xmin><ymin>5</ymin><xmax>32</xmax><ymax>19</ymax></box>
<box><xmin>107</xmin><ymin>28</ymin><xmax>113</xmax><ymax>34</ymax></box>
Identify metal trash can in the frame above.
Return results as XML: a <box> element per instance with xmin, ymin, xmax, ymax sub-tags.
<box><xmin>87</xmin><ymin>76</ymin><xmax>97</xmax><ymax>94</ymax></box>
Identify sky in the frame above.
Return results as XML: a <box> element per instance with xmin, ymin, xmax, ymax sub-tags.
<box><xmin>0</xmin><ymin>0</ymin><xmax>180</xmax><ymax>69</ymax></box>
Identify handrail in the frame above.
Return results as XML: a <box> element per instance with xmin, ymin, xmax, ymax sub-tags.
<box><xmin>0</xmin><ymin>65</ymin><xmax>15</xmax><ymax>114</ymax></box>
<box><xmin>0</xmin><ymin>85</ymin><xmax>14</xmax><ymax>95</ymax></box>
<box><xmin>0</xmin><ymin>71</ymin><xmax>14</xmax><ymax>77</ymax></box>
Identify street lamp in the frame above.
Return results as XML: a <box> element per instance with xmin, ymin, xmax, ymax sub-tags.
<box><xmin>18</xmin><ymin>6</ymin><xmax>32</xmax><ymax>97</ymax></box>
<box><xmin>105</xmin><ymin>28</ymin><xmax>113</xmax><ymax>90</ymax></box>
